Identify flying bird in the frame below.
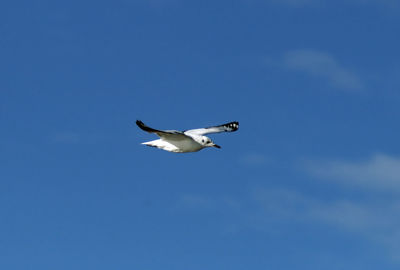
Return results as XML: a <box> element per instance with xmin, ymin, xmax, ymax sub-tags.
<box><xmin>136</xmin><ymin>120</ymin><xmax>239</xmax><ymax>153</ymax></box>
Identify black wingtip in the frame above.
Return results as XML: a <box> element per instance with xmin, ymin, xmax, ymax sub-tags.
<box><xmin>136</xmin><ymin>120</ymin><xmax>144</xmax><ymax>129</ymax></box>
<box><xmin>136</xmin><ymin>120</ymin><xmax>149</xmax><ymax>131</ymax></box>
<box><xmin>136</xmin><ymin>120</ymin><xmax>160</xmax><ymax>133</ymax></box>
<box><xmin>223</xmin><ymin>121</ymin><xmax>239</xmax><ymax>132</ymax></box>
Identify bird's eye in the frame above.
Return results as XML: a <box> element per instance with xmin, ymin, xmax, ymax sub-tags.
<box><xmin>202</xmin><ymin>139</ymin><xmax>204</xmax><ymax>143</ymax></box>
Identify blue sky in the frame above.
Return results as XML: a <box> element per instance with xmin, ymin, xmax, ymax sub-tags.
<box><xmin>1</xmin><ymin>0</ymin><xmax>400</xmax><ymax>269</ymax></box>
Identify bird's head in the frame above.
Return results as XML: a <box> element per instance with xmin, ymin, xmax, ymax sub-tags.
<box><xmin>200</xmin><ymin>136</ymin><xmax>221</xmax><ymax>149</ymax></box>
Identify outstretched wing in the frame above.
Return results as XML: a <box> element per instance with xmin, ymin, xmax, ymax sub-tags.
<box><xmin>184</xmin><ymin>121</ymin><xmax>239</xmax><ymax>136</ymax></box>
<box><xmin>136</xmin><ymin>120</ymin><xmax>190</xmax><ymax>141</ymax></box>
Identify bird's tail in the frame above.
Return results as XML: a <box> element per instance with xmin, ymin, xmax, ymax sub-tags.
<box><xmin>141</xmin><ymin>140</ymin><xmax>160</xmax><ymax>148</ymax></box>
<box><xmin>141</xmin><ymin>139</ymin><xmax>178</xmax><ymax>152</ymax></box>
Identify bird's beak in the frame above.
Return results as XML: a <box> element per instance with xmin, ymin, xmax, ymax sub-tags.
<box><xmin>212</xmin><ymin>144</ymin><xmax>221</xmax><ymax>149</ymax></box>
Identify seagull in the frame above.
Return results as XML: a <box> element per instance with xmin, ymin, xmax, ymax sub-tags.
<box><xmin>136</xmin><ymin>120</ymin><xmax>239</xmax><ymax>153</ymax></box>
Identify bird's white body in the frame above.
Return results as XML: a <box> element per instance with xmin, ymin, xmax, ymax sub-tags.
<box><xmin>136</xmin><ymin>120</ymin><xmax>239</xmax><ymax>153</ymax></box>
<box><xmin>142</xmin><ymin>137</ymin><xmax>203</xmax><ymax>153</ymax></box>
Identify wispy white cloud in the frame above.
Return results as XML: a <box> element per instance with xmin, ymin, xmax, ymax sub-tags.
<box><xmin>251</xmin><ymin>187</ymin><xmax>400</xmax><ymax>261</ymax></box>
<box><xmin>283</xmin><ymin>50</ymin><xmax>364</xmax><ymax>90</ymax></box>
<box><xmin>296</xmin><ymin>153</ymin><xmax>400</xmax><ymax>260</ymax></box>
<box><xmin>175</xmin><ymin>153</ymin><xmax>400</xmax><ymax>261</ymax></box>
<box><xmin>257</xmin><ymin>189</ymin><xmax>394</xmax><ymax>256</ymax></box>
<box><xmin>252</xmin><ymin>188</ymin><xmax>392</xmax><ymax>232</ymax></box>
<box><xmin>175</xmin><ymin>181</ymin><xmax>400</xmax><ymax>261</ymax></box>
<box><xmin>304</xmin><ymin>154</ymin><xmax>400</xmax><ymax>192</ymax></box>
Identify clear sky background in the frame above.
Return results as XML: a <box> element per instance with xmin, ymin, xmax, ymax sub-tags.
<box><xmin>2</xmin><ymin>0</ymin><xmax>400</xmax><ymax>269</ymax></box>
